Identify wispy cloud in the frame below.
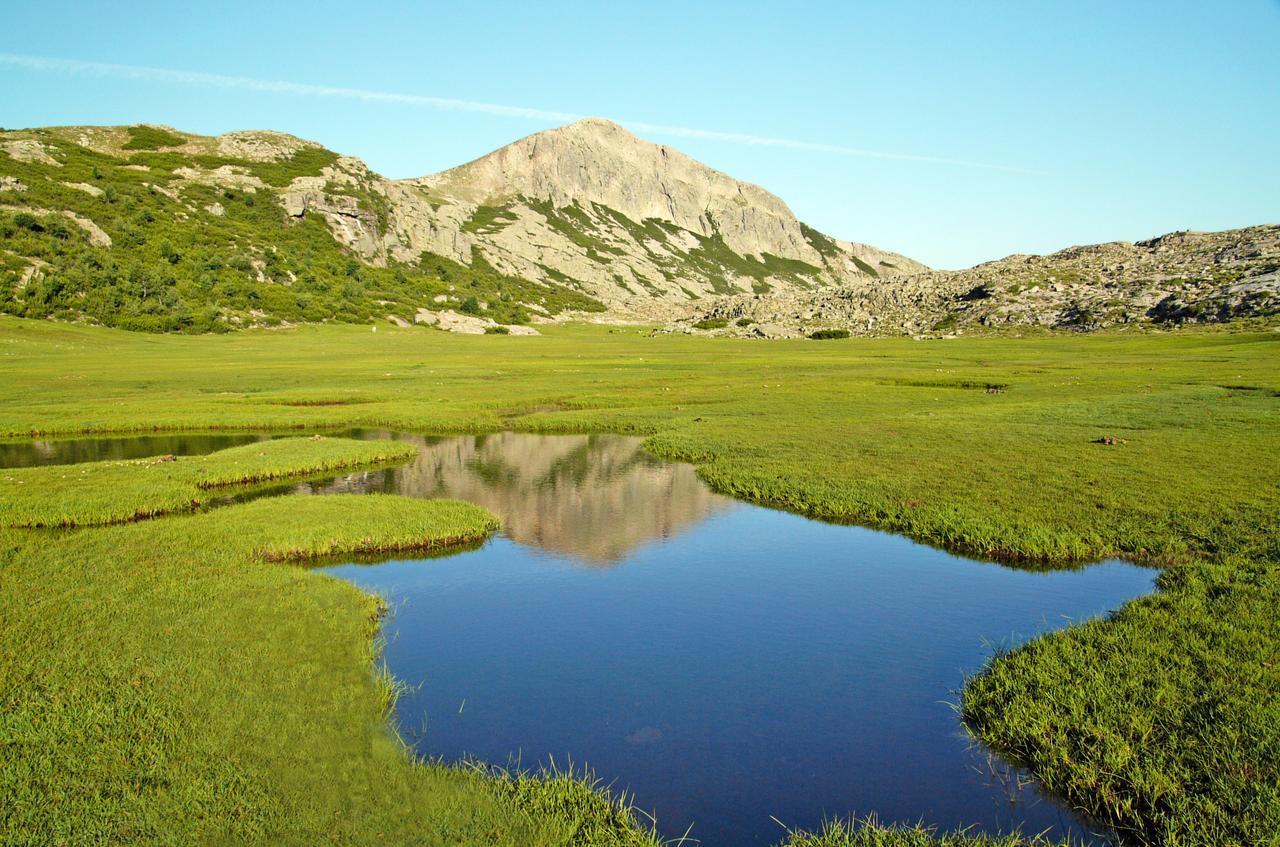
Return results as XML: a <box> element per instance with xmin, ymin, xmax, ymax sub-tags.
<box><xmin>0</xmin><ymin>52</ymin><xmax>1027</xmax><ymax>172</ymax></box>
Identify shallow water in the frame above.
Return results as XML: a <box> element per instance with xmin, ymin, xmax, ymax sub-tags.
<box><xmin>0</xmin><ymin>431</ymin><xmax>273</xmax><ymax>468</ymax></box>
<box><xmin>3</xmin><ymin>432</ymin><xmax>1154</xmax><ymax>844</ymax></box>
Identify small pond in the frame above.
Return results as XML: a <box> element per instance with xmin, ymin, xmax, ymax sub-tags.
<box><xmin>3</xmin><ymin>431</ymin><xmax>1155</xmax><ymax>844</ymax></box>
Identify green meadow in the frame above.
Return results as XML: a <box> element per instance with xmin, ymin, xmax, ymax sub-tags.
<box><xmin>1</xmin><ymin>315</ymin><xmax>1278</xmax><ymax>845</ymax></box>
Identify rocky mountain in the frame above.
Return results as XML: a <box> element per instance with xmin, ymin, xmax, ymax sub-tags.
<box><xmin>400</xmin><ymin>118</ymin><xmax>921</xmax><ymax>311</ymax></box>
<box><xmin>674</xmin><ymin>225</ymin><xmax>1280</xmax><ymax>338</ymax></box>
<box><xmin>0</xmin><ymin>121</ymin><xmax>919</xmax><ymax>332</ymax></box>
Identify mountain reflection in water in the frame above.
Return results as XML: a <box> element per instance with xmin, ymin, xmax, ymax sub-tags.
<box><xmin>295</xmin><ymin>431</ymin><xmax>735</xmax><ymax>565</ymax></box>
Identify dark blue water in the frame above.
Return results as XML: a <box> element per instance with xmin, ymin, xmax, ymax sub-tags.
<box><xmin>1</xmin><ymin>431</ymin><xmax>1155</xmax><ymax>845</ymax></box>
<box><xmin>312</xmin><ymin>434</ymin><xmax>1154</xmax><ymax>845</ymax></box>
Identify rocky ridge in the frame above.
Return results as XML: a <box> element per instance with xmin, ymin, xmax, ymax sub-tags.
<box><xmin>673</xmin><ymin>225</ymin><xmax>1280</xmax><ymax>337</ymax></box>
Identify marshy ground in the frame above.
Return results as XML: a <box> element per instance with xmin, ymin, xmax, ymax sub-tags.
<box><xmin>1</xmin><ymin>317</ymin><xmax>1277</xmax><ymax>845</ymax></box>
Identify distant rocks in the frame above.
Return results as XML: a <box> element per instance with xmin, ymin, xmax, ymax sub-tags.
<box><xmin>173</xmin><ymin>164</ymin><xmax>265</xmax><ymax>193</ymax></box>
<box><xmin>1</xmin><ymin>139</ymin><xmax>60</xmax><ymax>167</ymax></box>
<box><xmin>62</xmin><ymin>182</ymin><xmax>104</xmax><ymax>198</ymax></box>
<box><xmin>674</xmin><ymin>225</ymin><xmax>1280</xmax><ymax>337</ymax></box>
<box><xmin>413</xmin><ymin>308</ymin><xmax>540</xmax><ymax>335</ymax></box>
<box><xmin>215</xmin><ymin>130</ymin><xmax>319</xmax><ymax>162</ymax></box>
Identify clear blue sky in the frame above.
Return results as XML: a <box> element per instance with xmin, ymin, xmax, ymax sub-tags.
<box><xmin>3</xmin><ymin>1</ymin><xmax>1277</xmax><ymax>268</ymax></box>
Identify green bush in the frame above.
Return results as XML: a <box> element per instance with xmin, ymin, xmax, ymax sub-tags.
<box><xmin>121</xmin><ymin>125</ymin><xmax>187</xmax><ymax>151</ymax></box>
<box><xmin>693</xmin><ymin>317</ymin><xmax>729</xmax><ymax>330</ymax></box>
<box><xmin>809</xmin><ymin>328</ymin><xmax>851</xmax><ymax>340</ymax></box>
<box><xmin>13</xmin><ymin>212</ymin><xmax>41</xmax><ymax>232</ymax></box>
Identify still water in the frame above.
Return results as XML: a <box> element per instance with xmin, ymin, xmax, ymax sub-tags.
<box><xmin>3</xmin><ymin>431</ymin><xmax>1154</xmax><ymax>844</ymax></box>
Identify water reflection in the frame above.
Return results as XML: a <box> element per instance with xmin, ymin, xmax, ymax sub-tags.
<box><xmin>0</xmin><ymin>432</ymin><xmax>270</xmax><ymax>468</ymax></box>
<box><xmin>298</xmin><ymin>432</ymin><xmax>735</xmax><ymax>565</ymax></box>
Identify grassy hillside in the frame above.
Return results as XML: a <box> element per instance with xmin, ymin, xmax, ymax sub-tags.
<box><xmin>0</xmin><ymin>125</ymin><xmax>603</xmax><ymax>332</ymax></box>
<box><xmin>1</xmin><ymin>317</ymin><xmax>1277</xmax><ymax>845</ymax></box>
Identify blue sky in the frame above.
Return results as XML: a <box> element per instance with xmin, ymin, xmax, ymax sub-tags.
<box><xmin>2</xmin><ymin>1</ymin><xmax>1277</xmax><ymax>268</ymax></box>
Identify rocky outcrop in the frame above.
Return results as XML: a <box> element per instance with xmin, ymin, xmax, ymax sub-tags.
<box><xmin>62</xmin><ymin>182</ymin><xmax>104</xmax><ymax>198</ymax></box>
<box><xmin>1</xmin><ymin>140</ymin><xmax>60</xmax><ymax>167</ymax></box>
<box><xmin>674</xmin><ymin>225</ymin><xmax>1280</xmax><ymax>337</ymax></box>
<box><xmin>413</xmin><ymin>308</ymin><xmax>540</xmax><ymax>335</ymax></box>
<box><xmin>215</xmin><ymin>130</ymin><xmax>320</xmax><ymax>162</ymax></box>
<box><xmin>281</xmin><ymin>175</ymin><xmax>383</xmax><ymax>259</ymax></box>
<box><xmin>173</xmin><ymin>165</ymin><xmax>265</xmax><ymax>193</ymax></box>
<box><xmin>0</xmin><ymin>205</ymin><xmax>112</xmax><ymax>247</ymax></box>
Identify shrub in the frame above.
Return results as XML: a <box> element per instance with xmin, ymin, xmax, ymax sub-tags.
<box><xmin>809</xmin><ymin>328</ymin><xmax>851</xmax><ymax>340</ymax></box>
<box><xmin>121</xmin><ymin>125</ymin><xmax>187</xmax><ymax>151</ymax></box>
<box><xmin>459</xmin><ymin>296</ymin><xmax>482</xmax><ymax>315</ymax></box>
<box><xmin>736</xmin><ymin>317</ymin><xmax>754</xmax><ymax>327</ymax></box>
<box><xmin>693</xmin><ymin>317</ymin><xmax>728</xmax><ymax>330</ymax></box>
<box><xmin>484</xmin><ymin>325</ymin><xmax>510</xmax><ymax>334</ymax></box>
<box><xmin>13</xmin><ymin>212</ymin><xmax>42</xmax><ymax>232</ymax></box>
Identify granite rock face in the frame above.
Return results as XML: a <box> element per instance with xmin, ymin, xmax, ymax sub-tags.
<box><xmin>275</xmin><ymin>118</ymin><xmax>924</xmax><ymax>314</ymax></box>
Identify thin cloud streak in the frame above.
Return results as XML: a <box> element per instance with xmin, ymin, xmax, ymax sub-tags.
<box><xmin>0</xmin><ymin>52</ymin><xmax>1031</xmax><ymax>173</ymax></box>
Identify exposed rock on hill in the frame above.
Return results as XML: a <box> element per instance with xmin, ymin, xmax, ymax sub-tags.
<box><xmin>276</xmin><ymin>118</ymin><xmax>922</xmax><ymax>313</ymax></box>
<box><xmin>0</xmin><ymin>121</ymin><xmax>918</xmax><ymax>330</ymax></box>
<box><xmin>675</xmin><ymin>225</ymin><xmax>1280</xmax><ymax>337</ymax></box>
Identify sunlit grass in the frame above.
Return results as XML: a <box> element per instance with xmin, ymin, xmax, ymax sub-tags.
<box><xmin>1</xmin><ymin>317</ymin><xmax>1278</xmax><ymax>844</ymax></box>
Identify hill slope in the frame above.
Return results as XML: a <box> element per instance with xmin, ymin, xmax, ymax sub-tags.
<box><xmin>676</xmin><ymin>225</ymin><xmax>1280</xmax><ymax>337</ymax></box>
<box><xmin>0</xmin><ymin>121</ymin><xmax>919</xmax><ymax>332</ymax></box>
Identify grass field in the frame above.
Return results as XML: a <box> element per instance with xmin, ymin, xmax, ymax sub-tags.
<box><xmin>1</xmin><ymin>316</ymin><xmax>1278</xmax><ymax>845</ymax></box>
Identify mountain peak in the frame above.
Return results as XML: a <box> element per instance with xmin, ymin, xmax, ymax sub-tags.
<box><xmin>558</xmin><ymin>116</ymin><xmax>631</xmax><ymax>134</ymax></box>
<box><xmin>417</xmin><ymin>117</ymin><xmax>804</xmax><ymax>253</ymax></box>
